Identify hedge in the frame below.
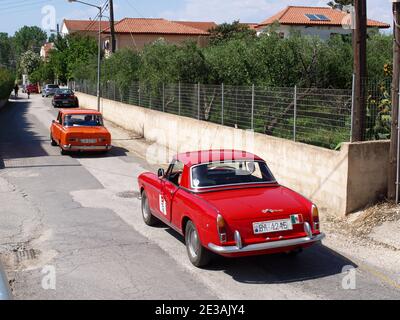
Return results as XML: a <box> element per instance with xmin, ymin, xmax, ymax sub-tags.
<box><xmin>0</xmin><ymin>67</ymin><xmax>15</xmax><ymax>100</ymax></box>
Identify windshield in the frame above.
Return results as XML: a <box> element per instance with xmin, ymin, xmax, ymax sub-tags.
<box><xmin>191</xmin><ymin>161</ymin><xmax>276</xmax><ymax>188</ymax></box>
<box><xmin>56</xmin><ymin>89</ymin><xmax>73</xmax><ymax>95</ymax></box>
<box><xmin>64</xmin><ymin>114</ymin><xmax>104</xmax><ymax>127</ymax></box>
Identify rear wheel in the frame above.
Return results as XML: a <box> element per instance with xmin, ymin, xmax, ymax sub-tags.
<box><xmin>185</xmin><ymin>221</ymin><xmax>211</xmax><ymax>267</ymax></box>
<box><xmin>141</xmin><ymin>191</ymin><xmax>158</xmax><ymax>226</ymax></box>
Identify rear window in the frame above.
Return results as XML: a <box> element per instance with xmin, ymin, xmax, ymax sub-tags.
<box><xmin>63</xmin><ymin>114</ymin><xmax>103</xmax><ymax>127</ymax></box>
<box><xmin>47</xmin><ymin>84</ymin><xmax>59</xmax><ymax>88</ymax></box>
<box><xmin>56</xmin><ymin>89</ymin><xmax>73</xmax><ymax>95</ymax></box>
<box><xmin>191</xmin><ymin>161</ymin><xmax>276</xmax><ymax>188</ymax></box>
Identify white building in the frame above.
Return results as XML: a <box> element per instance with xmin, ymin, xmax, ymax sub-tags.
<box><xmin>255</xmin><ymin>6</ymin><xmax>390</xmax><ymax>40</ymax></box>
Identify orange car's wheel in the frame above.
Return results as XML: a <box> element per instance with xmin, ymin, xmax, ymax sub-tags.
<box><xmin>60</xmin><ymin>148</ymin><xmax>68</xmax><ymax>155</ymax></box>
<box><xmin>50</xmin><ymin>135</ymin><xmax>57</xmax><ymax>146</ymax></box>
<box><xmin>185</xmin><ymin>221</ymin><xmax>211</xmax><ymax>268</ymax></box>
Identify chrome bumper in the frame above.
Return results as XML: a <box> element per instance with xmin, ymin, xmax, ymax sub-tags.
<box><xmin>208</xmin><ymin>232</ymin><xmax>325</xmax><ymax>254</ymax></box>
<box><xmin>63</xmin><ymin>145</ymin><xmax>112</xmax><ymax>151</ymax></box>
<box><xmin>0</xmin><ymin>263</ymin><xmax>12</xmax><ymax>300</ymax></box>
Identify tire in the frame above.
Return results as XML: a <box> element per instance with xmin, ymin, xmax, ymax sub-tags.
<box><xmin>60</xmin><ymin>148</ymin><xmax>68</xmax><ymax>155</ymax></box>
<box><xmin>141</xmin><ymin>191</ymin><xmax>158</xmax><ymax>226</ymax></box>
<box><xmin>185</xmin><ymin>221</ymin><xmax>211</xmax><ymax>267</ymax></box>
<box><xmin>50</xmin><ymin>135</ymin><xmax>57</xmax><ymax>146</ymax></box>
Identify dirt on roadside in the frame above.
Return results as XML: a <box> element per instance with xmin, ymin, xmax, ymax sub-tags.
<box><xmin>322</xmin><ymin>202</ymin><xmax>400</xmax><ymax>249</ymax></box>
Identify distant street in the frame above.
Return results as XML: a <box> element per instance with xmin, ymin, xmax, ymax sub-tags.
<box><xmin>0</xmin><ymin>94</ymin><xmax>399</xmax><ymax>300</ymax></box>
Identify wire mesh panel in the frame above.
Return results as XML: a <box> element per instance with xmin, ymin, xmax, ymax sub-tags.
<box><xmin>296</xmin><ymin>88</ymin><xmax>352</xmax><ymax>149</ymax></box>
<box><xmin>223</xmin><ymin>85</ymin><xmax>253</xmax><ymax>130</ymax></box>
<box><xmin>253</xmin><ymin>86</ymin><xmax>295</xmax><ymax>140</ymax></box>
<box><xmin>199</xmin><ymin>84</ymin><xmax>223</xmax><ymax>124</ymax></box>
<box><xmin>75</xmin><ymin>79</ymin><xmax>353</xmax><ymax>150</ymax></box>
<box><xmin>364</xmin><ymin>78</ymin><xmax>392</xmax><ymax>141</ymax></box>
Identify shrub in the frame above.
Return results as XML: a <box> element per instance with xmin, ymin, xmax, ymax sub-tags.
<box><xmin>0</xmin><ymin>67</ymin><xmax>15</xmax><ymax>100</ymax></box>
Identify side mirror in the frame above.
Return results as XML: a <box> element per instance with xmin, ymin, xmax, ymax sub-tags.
<box><xmin>157</xmin><ymin>168</ymin><xmax>165</xmax><ymax>178</ymax></box>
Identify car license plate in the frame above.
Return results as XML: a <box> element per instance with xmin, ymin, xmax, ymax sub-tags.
<box><xmin>253</xmin><ymin>219</ymin><xmax>293</xmax><ymax>234</ymax></box>
<box><xmin>62</xmin><ymin>100</ymin><xmax>70</xmax><ymax>104</ymax></box>
<box><xmin>80</xmin><ymin>139</ymin><xmax>97</xmax><ymax>143</ymax></box>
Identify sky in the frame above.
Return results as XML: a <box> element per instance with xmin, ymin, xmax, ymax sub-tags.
<box><xmin>0</xmin><ymin>0</ymin><xmax>394</xmax><ymax>36</ymax></box>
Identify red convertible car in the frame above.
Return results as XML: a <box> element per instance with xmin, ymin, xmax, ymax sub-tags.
<box><xmin>138</xmin><ymin>150</ymin><xmax>325</xmax><ymax>267</ymax></box>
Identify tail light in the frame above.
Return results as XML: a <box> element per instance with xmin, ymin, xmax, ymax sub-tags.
<box><xmin>311</xmin><ymin>204</ymin><xmax>320</xmax><ymax>231</ymax></box>
<box><xmin>217</xmin><ymin>214</ymin><xmax>227</xmax><ymax>243</ymax></box>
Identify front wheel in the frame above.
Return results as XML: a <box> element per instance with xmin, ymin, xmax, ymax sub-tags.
<box><xmin>50</xmin><ymin>135</ymin><xmax>57</xmax><ymax>146</ymax></box>
<box><xmin>141</xmin><ymin>191</ymin><xmax>158</xmax><ymax>226</ymax></box>
<box><xmin>185</xmin><ymin>221</ymin><xmax>211</xmax><ymax>267</ymax></box>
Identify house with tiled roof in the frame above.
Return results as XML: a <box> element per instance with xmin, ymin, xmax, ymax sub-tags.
<box><xmin>255</xmin><ymin>6</ymin><xmax>390</xmax><ymax>40</ymax></box>
<box><xmin>61</xmin><ymin>18</ymin><xmax>214</xmax><ymax>52</ymax></box>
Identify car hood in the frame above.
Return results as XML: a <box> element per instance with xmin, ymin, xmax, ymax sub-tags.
<box><xmin>195</xmin><ymin>185</ymin><xmax>310</xmax><ymax>221</ymax></box>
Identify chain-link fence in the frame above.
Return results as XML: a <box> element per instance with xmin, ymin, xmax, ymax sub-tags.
<box><xmin>74</xmin><ymin>80</ymin><xmax>353</xmax><ymax>150</ymax></box>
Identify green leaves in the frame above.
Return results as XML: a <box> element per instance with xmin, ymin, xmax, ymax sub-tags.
<box><xmin>0</xmin><ymin>67</ymin><xmax>15</xmax><ymax>100</ymax></box>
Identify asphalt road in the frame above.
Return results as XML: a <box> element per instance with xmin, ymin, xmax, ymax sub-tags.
<box><xmin>0</xmin><ymin>94</ymin><xmax>399</xmax><ymax>300</ymax></box>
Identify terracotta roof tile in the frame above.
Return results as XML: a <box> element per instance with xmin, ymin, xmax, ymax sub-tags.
<box><xmin>173</xmin><ymin>21</ymin><xmax>217</xmax><ymax>32</ymax></box>
<box><xmin>109</xmin><ymin>18</ymin><xmax>210</xmax><ymax>35</ymax></box>
<box><xmin>63</xmin><ymin>19</ymin><xmax>112</xmax><ymax>32</ymax></box>
<box><xmin>257</xmin><ymin>6</ymin><xmax>390</xmax><ymax>29</ymax></box>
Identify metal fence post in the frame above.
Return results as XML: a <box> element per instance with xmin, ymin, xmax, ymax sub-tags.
<box><xmin>251</xmin><ymin>84</ymin><xmax>255</xmax><ymax>130</ymax></box>
<box><xmin>162</xmin><ymin>83</ymin><xmax>165</xmax><ymax>112</ymax></box>
<box><xmin>198</xmin><ymin>83</ymin><xmax>200</xmax><ymax>120</ymax></box>
<box><xmin>178</xmin><ymin>82</ymin><xmax>181</xmax><ymax>116</ymax></box>
<box><xmin>293</xmin><ymin>85</ymin><xmax>297</xmax><ymax>142</ymax></box>
<box><xmin>221</xmin><ymin>83</ymin><xmax>224</xmax><ymax>125</ymax></box>
<box><xmin>138</xmin><ymin>82</ymin><xmax>141</xmax><ymax>106</ymax></box>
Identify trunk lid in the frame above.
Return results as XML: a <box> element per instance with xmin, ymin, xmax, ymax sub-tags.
<box><xmin>196</xmin><ymin>185</ymin><xmax>312</xmax><ymax>244</ymax></box>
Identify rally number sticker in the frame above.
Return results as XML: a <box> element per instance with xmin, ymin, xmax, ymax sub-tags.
<box><xmin>159</xmin><ymin>195</ymin><xmax>167</xmax><ymax>216</ymax></box>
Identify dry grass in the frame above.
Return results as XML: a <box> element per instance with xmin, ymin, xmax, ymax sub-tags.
<box><xmin>322</xmin><ymin>202</ymin><xmax>400</xmax><ymax>238</ymax></box>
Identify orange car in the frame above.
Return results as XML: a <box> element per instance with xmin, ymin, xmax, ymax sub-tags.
<box><xmin>50</xmin><ymin>109</ymin><xmax>112</xmax><ymax>155</ymax></box>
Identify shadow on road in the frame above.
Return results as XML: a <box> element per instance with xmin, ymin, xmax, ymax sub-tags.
<box><xmin>68</xmin><ymin>146</ymin><xmax>130</xmax><ymax>159</ymax></box>
<box><xmin>0</xmin><ymin>97</ymin><xmax>49</xmax><ymax>164</ymax></box>
<box><xmin>164</xmin><ymin>227</ymin><xmax>357</xmax><ymax>284</ymax></box>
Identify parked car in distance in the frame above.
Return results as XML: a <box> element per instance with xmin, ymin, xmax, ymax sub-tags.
<box><xmin>138</xmin><ymin>150</ymin><xmax>325</xmax><ymax>267</ymax></box>
<box><xmin>52</xmin><ymin>88</ymin><xmax>79</xmax><ymax>108</ymax></box>
<box><xmin>42</xmin><ymin>84</ymin><xmax>60</xmax><ymax>97</ymax></box>
<box><xmin>22</xmin><ymin>83</ymin><xmax>39</xmax><ymax>94</ymax></box>
<box><xmin>50</xmin><ymin>109</ymin><xmax>112</xmax><ymax>155</ymax></box>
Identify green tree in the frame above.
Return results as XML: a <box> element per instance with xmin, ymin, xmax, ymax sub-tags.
<box><xmin>0</xmin><ymin>33</ymin><xmax>14</xmax><ymax>68</ymax></box>
<box><xmin>47</xmin><ymin>34</ymin><xmax>98</xmax><ymax>82</ymax></box>
<box><xmin>327</xmin><ymin>0</ymin><xmax>353</xmax><ymax>10</ymax></box>
<box><xmin>13</xmin><ymin>26</ymin><xmax>47</xmax><ymax>56</ymax></box>
<box><xmin>209</xmin><ymin>21</ymin><xmax>256</xmax><ymax>46</ymax></box>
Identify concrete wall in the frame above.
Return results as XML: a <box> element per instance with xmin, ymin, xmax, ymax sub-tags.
<box><xmin>77</xmin><ymin>92</ymin><xmax>390</xmax><ymax>216</ymax></box>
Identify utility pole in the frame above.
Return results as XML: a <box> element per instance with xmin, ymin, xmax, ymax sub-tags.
<box><xmin>388</xmin><ymin>0</ymin><xmax>400</xmax><ymax>201</ymax></box>
<box><xmin>351</xmin><ymin>0</ymin><xmax>367</xmax><ymax>142</ymax></box>
<box><xmin>109</xmin><ymin>0</ymin><xmax>116</xmax><ymax>53</ymax></box>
